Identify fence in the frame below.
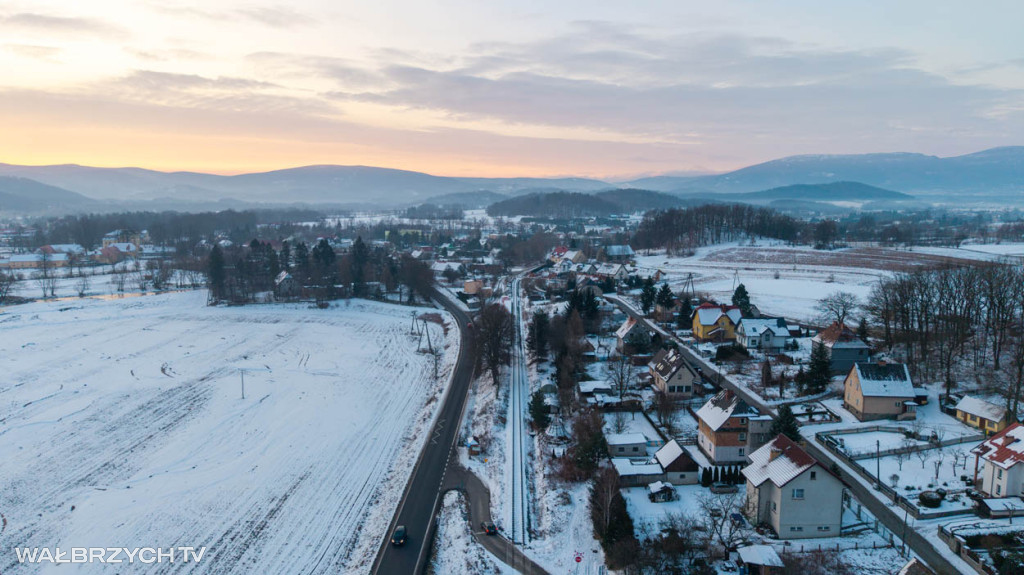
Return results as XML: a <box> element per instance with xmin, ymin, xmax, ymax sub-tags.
<box><xmin>817</xmin><ymin>431</ymin><xmax>978</xmax><ymax>520</ymax></box>
<box><xmin>823</xmin><ymin>424</ymin><xmax>984</xmax><ymax>460</ymax></box>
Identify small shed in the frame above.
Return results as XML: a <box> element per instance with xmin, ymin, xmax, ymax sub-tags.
<box><xmin>736</xmin><ymin>544</ymin><xmax>783</xmax><ymax>575</ymax></box>
<box><xmin>647</xmin><ymin>481</ymin><xmax>676</xmax><ymax>503</ymax></box>
<box><xmin>978</xmin><ymin>497</ymin><xmax>1024</xmax><ymax>519</ymax></box>
<box><xmin>467</xmin><ymin>437</ymin><xmax>481</xmax><ymax>456</ymax></box>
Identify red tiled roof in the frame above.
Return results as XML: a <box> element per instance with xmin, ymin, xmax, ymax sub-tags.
<box><xmin>972</xmin><ymin>422</ymin><xmax>1024</xmax><ymax>469</ymax></box>
<box><xmin>816</xmin><ymin>321</ymin><xmax>859</xmax><ymax>343</ymax></box>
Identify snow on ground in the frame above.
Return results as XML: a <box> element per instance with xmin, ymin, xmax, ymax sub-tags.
<box><xmin>837</xmin><ymin>431</ymin><xmax>929</xmax><ymax>457</ymax></box>
<box><xmin>427</xmin><ymin>491</ymin><xmax>514</xmax><ymax>575</ymax></box>
<box><xmin>0</xmin><ymin>291</ymin><xmax>457</xmax><ymax>575</ymax></box>
<box><xmin>634</xmin><ymin>240</ymin><xmax>983</xmax><ymax>324</ymax></box>
<box><xmin>622</xmin><ymin>484</ymin><xmax>709</xmax><ymax>533</ymax></box>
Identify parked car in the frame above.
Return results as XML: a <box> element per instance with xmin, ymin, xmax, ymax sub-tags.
<box><xmin>480</xmin><ymin>522</ymin><xmax>497</xmax><ymax>536</ymax></box>
<box><xmin>391</xmin><ymin>525</ymin><xmax>407</xmax><ymax>546</ymax></box>
<box><xmin>710</xmin><ymin>482</ymin><xmax>739</xmax><ymax>494</ymax></box>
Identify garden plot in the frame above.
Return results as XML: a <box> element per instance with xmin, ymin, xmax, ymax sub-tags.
<box><xmin>835</xmin><ymin>430</ymin><xmax>930</xmax><ymax>458</ymax></box>
<box><xmin>0</xmin><ymin>291</ymin><xmax>456</xmax><ymax>575</ymax></box>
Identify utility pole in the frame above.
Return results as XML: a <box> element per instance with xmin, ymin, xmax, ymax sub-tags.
<box><xmin>876</xmin><ymin>440</ymin><xmax>881</xmax><ymax>488</ymax></box>
<box><xmin>240</xmin><ymin>369</ymin><xmax>245</xmax><ymax>400</ymax></box>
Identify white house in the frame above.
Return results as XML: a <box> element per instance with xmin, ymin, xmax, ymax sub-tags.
<box><xmin>736</xmin><ymin>318</ymin><xmax>791</xmax><ymax>352</ymax></box>
<box><xmin>654</xmin><ymin>439</ymin><xmax>699</xmax><ymax>485</ymax></box>
<box><xmin>972</xmin><ymin>422</ymin><xmax>1024</xmax><ymax>497</ymax></box>
<box><xmin>650</xmin><ymin>347</ymin><xmax>700</xmax><ymax>398</ymax></box>
<box><xmin>607</xmin><ymin>433</ymin><xmax>648</xmax><ymax>457</ymax></box>
<box><xmin>743</xmin><ymin>434</ymin><xmax>844</xmax><ymax>539</ymax></box>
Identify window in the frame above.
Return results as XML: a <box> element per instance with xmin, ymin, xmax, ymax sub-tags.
<box><xmin>999</xmin><ymin>469</ymin><xmax>1004</xmax><ymax>480</ymax></box>
<box><xmin>740</xmin><ymin>418</ymin><xmax>747</xmax><ymax>425</ymax></box>
<box><xmin>792</xmin><ymin>488</ymin><xmax>805</xmax><ymax>500</ymax></box>
<box><xmin>771</xmin><ymin>501</ymin><xmax>777</xmax><ymax>512</ymax></box>
<box><xmin>632</xmin><ymin>447</ymin><xmax>639</xmax><ymax>452</ymax></box>
<box><xmin>790</xmin><ymin>526</ymin><xmax>803</xmax><ymax>532</ymax></box>
<box><xmin>817</xmin><ymin>526</ymin><xmax>831</xmax><ymax>532</ymax></box>
<box><xmin>739</xmin><ymin>433</ymin><xmax>747</xmax><ymax>441</ymax></box>
<box><xmin>895</xmin><ymin>401</ymin><xmax>902</xmax><ymax>407</ymax></box>
<box><xmin>738</xmin><ymin>448</ymin><xmax>745</xmax><ymax>456</ymax></box>
<box><xmin>810</xmin><ymin>471</ymin><xmax>817</xmax><ymax>481</ymax></box>
<box><xmin>997</xmin><ymin>485</ymin><xmax>1002</xmax><ymax>495</ymax></box>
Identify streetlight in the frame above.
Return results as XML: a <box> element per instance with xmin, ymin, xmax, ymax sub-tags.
<box><xmin>876</xmin><ymin>440</ymin><xmax>881</xmax><ymax>489</ymax></box>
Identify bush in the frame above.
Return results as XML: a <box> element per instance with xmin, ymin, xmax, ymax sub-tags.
<box><xmin>919</xmin><ymin>491</ymin><xmax>943</xmax><ymax>508</ymax></box>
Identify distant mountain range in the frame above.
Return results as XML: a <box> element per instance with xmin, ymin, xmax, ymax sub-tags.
<box><xmin>0</xmin><ymin>176</ymin><xmax>97</xmax><ymax>213</ymax></box>
<box><xmin>620</xmin><ymin>147</ymin><xmax>1024</xmax><ymax>197</ymax></box>
<box><xmin>2</xmin><ymin>146</ymin><xmax>1024</xmax><ymax>214</ymax></box>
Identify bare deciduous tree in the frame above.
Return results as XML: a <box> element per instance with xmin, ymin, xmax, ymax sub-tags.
<box><xmin>606</xmin><ymin>352</ymin><xmax>636</xmax><ymax>400</ymax></box>
<box><xmin>815</xmin><ymin>291</ymin><xmax>860</xmax><ymax>326</ymax></box>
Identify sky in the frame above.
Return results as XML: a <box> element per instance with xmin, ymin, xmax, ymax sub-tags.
<box><xmin>1</xmin><ymin>0</ymin><xmax>1023</xmax><ymax>178</ymax></box>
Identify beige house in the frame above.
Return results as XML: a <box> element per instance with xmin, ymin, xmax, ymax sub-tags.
<box><xmin>843</xmin><ymin>361</ymin><xmax>916</xmax><ymax>422</ymax></box>
<box><xmin>696</xmin><ymin>390</ymin><xmax>772</xmax><ymax>464</ymax></box>
<box><xmin>956</xmin><ymin>395</ymin><xmax>1012</xmax><ymax>435</ymax></box>
<box><xmin>743</xmin><ymin>434</ymin><xmax>844</xmax><ymax>539</ymax></box>
<box><xmin>650</xmin><ymin>348</ymin><xmax>700</xmax><ymax>399</ymax></box>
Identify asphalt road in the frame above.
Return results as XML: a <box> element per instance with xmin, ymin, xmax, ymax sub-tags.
<box><xmin>605</xmin><ymin>294</ymin><xmax>960</xmax><ymax>574</ymax></box>
<box><xmin>371</xmin><ymin>288</ymin><xmax>475</xmax><ymax>575</ymax></box>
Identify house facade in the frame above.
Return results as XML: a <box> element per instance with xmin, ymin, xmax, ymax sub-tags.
<box><xmin>696</xmin><ymin>390</ymin><xmax>772</xmax><ymax>464</ymax></box>
<box><xmin>692</xmin><ymin>303</ymin><xmax>742</xmax><ymax>342</ymax></box>
<box><xmin>971</xmin><ymin>423</ymin><xmax>1024</xmax><ymax>497</ymax></box>
<box><xmin>650</xmin><ymin>348</ymin><xmax>700</xmax><ymax>399</ymax></box>
<box><xmin>843</xmin><ymin>362</ymin><xmax>916</xmax><ymax>422</ymax></box>
<box><xmin>956</xmin><ymin>395</ymin><xmax>1012</xmax><ymax>435</ymax></box>
<box><xmin>654</xmin><ymin>439</ymin><xmax>699</xmax><ymax>485</ymax></box>
<box><xmin>812</xmin><ymin>322</ymin><xmax>870</xmax><ymax>374</ymax></box>
<box><xmin>615</xmin><ymin>317</ymin><xmax>652</xmax><ymax>354</ymax></box>
<box><xmin>736</xmin><ymin>318</ymin><xmax>791</xmax><ymax>353</ymax></box>
<box><xmin>743</xmin><ymin>434</ymin><xmax>844</xmax><ymax>539</ymax></box>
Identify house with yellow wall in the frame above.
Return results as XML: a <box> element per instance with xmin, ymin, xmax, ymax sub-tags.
<box><xmin>692</xmin><ymin>303</ymin><xmax>742</xmax><ymax>342</ymax></box>
<box><xmin>956</xmin><ymin>396</ymin><xmax>1012</xmax><ymax>435</ymax></box>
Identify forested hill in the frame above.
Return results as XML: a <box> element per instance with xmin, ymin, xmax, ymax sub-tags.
<box><xmin>485</xmin><ymin>189</ymin><xmax>690</xmax><ymax>217</ymax></box>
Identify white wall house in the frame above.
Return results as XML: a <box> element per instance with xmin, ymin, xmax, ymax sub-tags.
<box><xmin>743</xmin><ymin>434</ymin><xmax>844</xmax><ymax>539</ymax></box>
<box><xmin>972</xmin><ymin>422</ymin><xmax>1024</xmax><ymax>497</ymax></box>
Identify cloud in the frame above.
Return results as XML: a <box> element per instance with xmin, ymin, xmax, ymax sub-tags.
<box><xmin>0</xmin><ymin>13</ymin><xmax>126</xmax><ymax>38</ymax></box>
<box><xmin>3</xmin><ymin>43</ymin><xmax>61</xmax><ymax>60</ymax></box>
<box><xmin>151</xmin><ymin>4</ymin><xmax>314</xmax><ymax>29</ymax></box>
<box><xmin>311</xmin><ymin>23</ymin><xmax>1024</xmax><ymax>157</ymax></box>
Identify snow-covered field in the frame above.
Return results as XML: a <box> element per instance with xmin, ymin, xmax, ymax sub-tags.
<box><xmin>634</xmin><ymin>241</ymin><xmax>984</xmax><ymax>323</ymax></box>
<box><xmin>0</xmin><ymin>291</ymin><xmax>456</xmax><ymax>574</ymax></box>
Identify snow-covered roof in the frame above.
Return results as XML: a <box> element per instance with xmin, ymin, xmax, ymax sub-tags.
<box><xmin>695</xmin><ymin>390</ymin><xmax>758</xmax><ymax>431</ymax></box>
<box><xmin>109</xmin><ymin>242</ymin><xmax>138</xmax><ymax>252</ymax></box>
<box><xmin>955</xmin><ymin>395</ymin><xmax>1007</xmax><ymax>422</ymax></box>
<box><xmin>813</xmin><ymin>322</ymin><xmax>867</xmax><ymax>348</ymax></box>
<box><xmin>578</xmin><ymin>380</ymin><xmax>612</xmax><ymax>394</ymax></box>
<box><xmin>7</xmin><ymin>253</ymin><xmax>69</xmax><ymax>263</ymax></box>
<box><xmin>651</xmin><ymin>348</ymin><xmax>697</xmax><ymax>381</ymax></box>
<box><xmin>647</xmin><ymin>481</ymin><xmax>674</xmax><ymax>494</ymax></box>
<box><xmin>44</xmin><ymin>243</ymin><xmax>85</xmax><ymax>254</ymax></box>
<box><xmin>973</xmin><ymin>423</ymin><xmax>1024</xmax><ymax>470</ymax></box>
<box><xmin>737</xmin><ymin>545</ymin><xmax>783</xmax><ymax>568</ymax></box>
<box><xmin>694</xmin><ymin>303</ymin><xmax>741</xmax><ymax>327</ymax></box>
<box><xmin>611</xmin><ymin>458</ymin><xmax>662</xmax><ymax>477</ymax></box>
<box><xmin>607</xmin><ymin>433</ymin><xmax>647</xmax><ymax>446</ymax></box>
<box><xmin>738</xmin><ymin>317</ymin><xmax>790</xmax><ymax>338</ymax></box>
<box><xmin>274</xmin><ymin>271</ymin><xmax>294</xmax><ymax>285</ymax></box>
<box><xmin>742</xmin><ymin>434</ymin><xmax>819</xmax><ymax>488</ymax></box>
<box><xmin>980</xmin><ymin>498</ymin><xmax>1024</xmax><ymax>512</ymax></box>
<box><xmin>615</xmin><ymin>317</ymin><xmax>640</xmax><ymax>339</ymax></box>
<box><xmin>430</xmin><ymin>261</ymin><xmax>460</xmax><ymax>273</ymax></box>
<box><xmin>654</xmin><ymin>439</ymin><xmax>698</xmax><ymax>472</ymax></box>
<box><xmin>853</xmin><ymin>362</ymin><xmax>914</xmax><ymax>398</ymax></box>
